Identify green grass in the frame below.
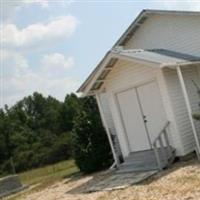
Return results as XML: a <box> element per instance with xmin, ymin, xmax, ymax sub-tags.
<box><xmin>20</xmin><ymin>159</ymin><xmax>79</xmax><ymax>186</ymax></box>
<box><xmin>7</xmin><ymin>159</ymin><xmax>80</xmax><ymax>200</ymax></box>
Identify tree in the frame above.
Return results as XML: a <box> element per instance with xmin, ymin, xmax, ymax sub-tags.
<box><xmin>0</xmin><ymin>92</ymin><xmax>75</xmax><ymax>175</ymax></box>
<box><xmin>72</xmin><ymin>97</ymin><xmax>113</xmax><ymax>173</ymax></box>
<box><xmin>0</xmin><ymin>109</ymin><xmax>7</xmax><ymax>174</ymax></box>
<box><xmin>0</xmin><ymin>92</ymin><xmax>113</xmax><ymax>175</ymax></box>
<box><xmin>60</xmin><ymin>94</ymin><xmax>81</xmax><ymax>132</ymax></box>
<box><xmin>0</xmin><ymin>108</ymin><xmax>16</xmax><ymax>174</ymax></box>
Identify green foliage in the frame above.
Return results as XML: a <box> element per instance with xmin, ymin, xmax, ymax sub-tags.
<box><xmin>0</xmin><ymin>92</ymin><xmax>78</xmax><ymax>175</ymax></box>
<box><xmin>192</xmin><ymin>81</ymin><xmax>200</xmax><ymax>121</ymax></box>
<box><xmin>0</xmin><ymin>108</ymin><xmax>16</xmax><ymax>174</ymax></box>
<box><xmin>72</xmin><ymin>97</ymin><xmax>112</xmax><ymax>173</ymax></box>
<box><xmin>60</xmin><ymin>94</ymin><xmax>81</xmax><ymax>132</ymax></box>
<box><xmin>0</xmin><ymin>92</ymin><xmax>112</xmax><ymax>176</ymax></box>
<box><xmin>193</xmin><ymin>113</ymin><xmax>200</xmax><ymax>121</ymax></box>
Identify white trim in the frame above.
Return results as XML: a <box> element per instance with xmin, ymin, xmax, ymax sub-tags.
<box><xmin>111</xmin><ymin>78</ymin><xmax>156</xmax><ymax>95</ymax></box>
<box><xmin>110</xmin><ymin>52</ymin><xmax>161</xmax><ymax>67</ymax></box>
<box><xmin>83</xmin><ymin>54</ymin><xmax>113</xmax><ymax>95</ymax></box>
<box><xmin>113</xmin><ymin>79</ymin><xmax>165</xmax><ymax>153</ymax></box>
<box><xmin>112</xmin><ymin>80</ymin><xmax>156</xmax><ymax>154</ymax></box>
<box><xmin>161</xmin><ymin>61</ymin><xmax>200</xmax><ymax>68</ymax></box>
<box><xmin>95</xmin><ymin>93</ymin><xmax>119</xmax><ymax>166</ymax></box>
<box><xmin>176</xmin><ymin>65</ymin><xmax>200</xmax><ymax>159</ymax></box>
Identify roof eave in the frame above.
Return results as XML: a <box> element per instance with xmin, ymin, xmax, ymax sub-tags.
<box><xmin>110</xmin><ymin>51</ymin><xmax>161</xmax><ymax>67</ymax></box>
<box><xmin>77</xmin><ymin>51</ymin><xmax>111</xmax><ymax>93</ymax></box>
<box><xmin>78</xmin><ymin>9</ymin><xmax>200</xmax><ymax>94</ymax></box>
<box><xmin>161</xmin><ymin>61</ymin><xmax>200</xmax><ymax>68</ymax></box>
<box><xmin>77</xmin><ymin>51</ymin><xmax>162</xmax><ymax>95</ymax></box>
<box><xmin>113</xmin><ymin>10</ymin><xmax>147</xmax><ymax>47</ymax></box>
<box><xmin>77</xmin><ymin>52</ymin><xmax>115</xmax><ymax>94</ymax></box>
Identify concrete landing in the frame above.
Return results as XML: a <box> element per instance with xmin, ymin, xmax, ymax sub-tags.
<box><xmin>117</xmin><ymin>148</ymin><xmax>175</xmax><ymax>173</ymax></box>
<box><xmin>85</xmin><ymin>170</ymin><xmax>157</xmax><ymax>192</ymax></box>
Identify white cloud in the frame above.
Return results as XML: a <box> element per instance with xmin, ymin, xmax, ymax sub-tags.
<box><xmin>41</xmin><ymin>53</ymin><xmax>74</xmax><ymax>78</ymax></box>
<box><xmin>0</xmin><ymin>6</ymin><xmax>79</xmax><ymax>107</ymax></box>
<box><xmin>22</xmin><ymin>0</ymin><xmax>49</xmax><ymax>8</ymax></box>
<box><xmin>1</xmin><ymin>50</ymin><xmax>29</xmax><ymax>77</ymax></box>
<box><xmin>0</xmin><ymin>0</ymin><xmax>50</xmax><ymax>23</ymax></box>
<box><xmin>0</xmin><ymin>1</ymin><xmax>79</xmax><ymax>107</ymax></box>
<box><xmin>0</xmin><ymin>51</ymin><xmax>79</xmax><ymax>107</ymax></box>
<box><xmin>1</xmin><ymin>15</ymin><xmax>78</xmax><ymax>48</ymax></box>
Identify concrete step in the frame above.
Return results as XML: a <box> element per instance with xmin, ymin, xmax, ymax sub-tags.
<box><xmin>117</xmin><ymin>148</ymin><xmax>176</xmax><ymax>173</ymax></box>
<box><xmin>117</xmin><ymin>166</ymin><xmax>158</xmax><ymax>174</ymax></box>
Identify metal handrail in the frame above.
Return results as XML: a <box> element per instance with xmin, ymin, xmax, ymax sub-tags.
<box><xmin>153</xmin><ymin>121</ymin><xmax>170</xmax><ymax>143</ymax></box>
<box><xmin>152</xmin><ymin>121</ymin><xmax>173</xmax><ymax>171</ymax></box>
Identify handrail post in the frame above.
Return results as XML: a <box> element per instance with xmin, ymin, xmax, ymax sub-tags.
<box><xmin>163</xmin><ymin>129</ymin><xmax>172</xmax><ymax>157</ymax></box>
<box><xmin>153</xmin><ymin>143</ymin><xmax>162</xmax><ymax>171</ymax></box>
<box><xmin>152</xmin><ymin>121</ymin><xmax>174</xmax><ymax>170</ymax></box>
<box><xmin>158</xmin><ymin>137</ymin><xmax>167</xmax><ymax>165</ymax></box>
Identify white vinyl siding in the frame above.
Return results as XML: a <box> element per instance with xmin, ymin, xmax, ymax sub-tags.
<box><xmin>103</xmin><ymin>60</ymin><xmax>182</xmax><ymax>156</ymax></box>
<box><xmin>123</xmin><ymin>13</ymin><xmax>200</xmax><ymax>156</ymax></box>
<box><xmin>94</xmin><ymin>13</ymin><xmax>200</xmax><ymax>158</ymax></box>
<box><xmin>105</xmin><ymin>60</ymin><xmax>157</xmax><ymax>157</ymax></box>
<box><xmin>163</xmin><ymin>66</ymin><xmax>200</xmax><ymax>155</ymax></box>
<box><xmin>184</xmin><ymin>66</ymin><xmax>200</xmax><ymax>151</ymax></box>
<box><xmin>156</xmin><ymin>69</ymin><xmax>184</xmax><ymax>155</ymax></box>
<box><xmin>104</xmin><ymin>60</ymin><xmax>156</xmax><ymax>92</ymax></box>
<box><xmin>125</xmin><ymin>14</ymin><xmax>200</xmax><ymax>56</ymax></box>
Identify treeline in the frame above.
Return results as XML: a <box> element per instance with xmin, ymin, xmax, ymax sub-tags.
<box><xmin>0</xmin><ymin>92</ymin><xmax>112</xmax><ymax>175</ymax></box>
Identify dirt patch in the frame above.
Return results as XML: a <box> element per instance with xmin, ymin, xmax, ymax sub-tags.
<box><xmin>10</xmin><ymin>159</ymin><xmax>200</xmax><ymax>200</ymax></box>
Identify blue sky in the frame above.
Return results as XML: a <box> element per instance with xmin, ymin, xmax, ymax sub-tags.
<box><xmin>1</xmin><ymin>0</ymin><xmax>200</xmax><ymax>107</ymax></box>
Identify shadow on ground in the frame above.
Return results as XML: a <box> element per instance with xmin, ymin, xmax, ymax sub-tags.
<box><xmin>65</xmin><ymin>155</ymin><xmax>199</xmax><ymax>195</ymax></box>
<box><xmin>66</xmin><ymin>169</ymin><xmax>157</xmax><ymax>194</ymax></box>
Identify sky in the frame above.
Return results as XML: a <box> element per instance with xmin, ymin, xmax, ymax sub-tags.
<box><xmin>1</xmin><ymin>0</ymin><xmax>200</xmax><ymax>108</ymax></box>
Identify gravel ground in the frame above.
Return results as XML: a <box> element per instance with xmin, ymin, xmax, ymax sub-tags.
<box><xmin>11</xmin><ymin>158</ymin><xmax>200</xmax><ymax>200</ymax></box>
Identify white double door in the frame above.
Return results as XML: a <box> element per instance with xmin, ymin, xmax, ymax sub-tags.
<box><xmin>116</xmin><ymin>81</ymin><xmax>167</xmax><ymax>152</ymax></box>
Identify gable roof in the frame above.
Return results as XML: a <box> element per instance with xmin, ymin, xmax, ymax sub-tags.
<box><xmin>114</xmin><ymin>9</ymin><xmax>200</xmax><ymax>46</ymax></box>
<box><xmin>78</xmin><ymin>9</ymin><xmax>200</xmax><ymax>95</ymax></box>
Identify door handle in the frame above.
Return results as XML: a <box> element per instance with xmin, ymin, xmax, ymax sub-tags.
<box><xmin>143</xmin><ymin>115</ymin><xmax>147</xmax><ymax>123</ymax></box>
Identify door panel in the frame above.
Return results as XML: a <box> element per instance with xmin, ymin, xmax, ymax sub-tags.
<box><xmin>137</xmin><ymin>81</ymin><xmax>167</xmax><ymax>143</ymax></box>
<box><xmin>116</xmin><ymin>88</ymin><xmax>150</xmax><ymax>152</ymax></box>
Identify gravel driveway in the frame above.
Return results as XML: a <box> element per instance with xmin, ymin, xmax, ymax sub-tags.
<box><xmin>9</xmin><ymin>158</ymin><xmax>200</xmax><ymax>200</ymax></box>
